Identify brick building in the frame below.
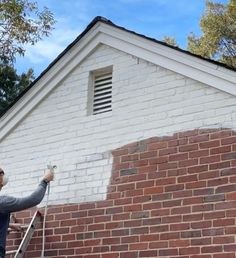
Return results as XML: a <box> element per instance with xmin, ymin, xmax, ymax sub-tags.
<box><xmin>1</xmin><ymin>17</ymin><xmax>236</xmax><ymax>257</ymax></box>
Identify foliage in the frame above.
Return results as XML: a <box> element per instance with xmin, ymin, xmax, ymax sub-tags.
<box><xmin>162</xmin><ymin>36</ymin><xmax>179</xmax><ymax>47</ymax></box>
<box><xmin>0</xmin><ymin>0</ymin><xmax>55</xmax><ymax>63</ymax></box>
<box><xmin>187</xmin><ymin>0</ymin><xmax>236</xmax><ymax>68</ymax></box>
<box><xmin>0</xmin><ymin>64</ymin><xmax>34</xmax><ymax>114</ymax></box>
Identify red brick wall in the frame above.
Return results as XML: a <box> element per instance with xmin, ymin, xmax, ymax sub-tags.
<box><xmin>7</xmin><ymin>129</ymin><xmax>236</xmax><ymax>258</ymax></box>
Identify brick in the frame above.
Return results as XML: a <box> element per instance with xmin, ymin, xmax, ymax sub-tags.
<box><xmin>207</xmin><ymin>177</ymin><xmax>228</xmax><ymax>186</ymax></box>
<box><xmin>210</xmin><ymin>130</ymin><xmax>232</xmax><ymax>139</ymax></box>
<box><xmin>221</xmin><ymin>136</ymin><xmax>236</xmax><ymax>145</ymax></box>
<box><xmin>179</xmin><ymin>144</ymin><xmax>198</xmax><ymax>152</ymax></box>
<box><xmin>169</xmin><ymin>153</ymin><xmax>188</xmax><ymax>161</ymax></box>
<box><xmin>210</xmin><ymin>145</ymin><xmax>231</xmax><ymax>155</ymax></box>
<box><xmin>139</xmin><ymin>250</ymin><xmax>158</xmax><ymax>257</ymax></box>
<box><xmin>191</xmin><ymin>221</ymin><xmax>211</xmax><ymax>229</ymax></box>
<box><xmin>131</xmin><ymin>211</ymin><xmax>149</xmax><ymax>219</ymax></box>
<box><xmin>165</xmin><ymin>183</ymin><xmax>184</xmax><ymax>192</ymax></box>
<box><xmin>194</xmin><ymin>188</ymin><xmax>214</xmax><ymax>196</ymax></box>
<box><xmin>159</xmin><ymin>248</ymin><xmax>178</xmax><ymax>256</ymax></box>
<box><xmin>159</xmin><ymin>147</ymin><xmax>177</xmax><ymax>156</ymax></box>
<box><xmin>143</xmin><ymin>217</ymin><xmax>161</xmax><ymax>225</ymax></box>
<box><xmin>178</xmin><ymin>174</ymin><xmax>198</xmax><ymax>183</ymax></box>
<box><xmin>148</xmin><ymin>141</ymin><xmax>167</xmax><ymax>150</ymax></box>
<box><xmin>215</xmin><ymin>201</ymin><xmax>236</xmax><ymax>210</ymax></box>
<box><xmin>225</xmin><ymin>226</ymin><xmax>236</xmax><ymax>234</ymax></box>
<box><xmin>181</xmin><ymin>230</ymin><xmax>201</xmax><ymax>238</ymax></box>
<box><xmin>120</xmin><ymin>168</ymin><xmax>137</xmax><ymax>176</ymax></box>
<box><xmin>167</xmin><ymin>167</ymin><xmax>187</xmax><ymax>176</ymax></box>
<box><xmin>200</xmin><ymin>155</ymin><xmax>221</xmax><ymax>164</ymax></box>
<box><xmin>160</xmin><ymin>232</ymin><xmax>180</xmax><ymax>240</ymax></box>
<box><xmin>199</xmin><ymin>170</ymin><xmax>220</xmax><ymax>180</ymax></box>
<box><xmin>216</xmin><ymin>184</ymin><xmax>236</xmax><ymax>193</ymax></box>
<box><xmin>221</xmin><ymin>167</ymin><xmax>236</xmax><ymax>176</ymax></box>
<box><xmin>179</xmin><ymin>247</ymin><xmax>200</xmax><ymax>255</ymax></box>
<box><xmin>149</xmin><ymin>240</ymin><xmax>168</xmax><ymax>249</ymax></box>
<box><xmin>136</xmin><ymin>180</ymin><xmax>154</xmax><ymax>189</ymax></box>
<box><xmin>189</xmin><ymin>134</ymin><xmax>209</xmax><ymax>143</ymax></box>
<box><xmin>144</xmin><ymin>186</ymin><xmax>163</xmax><ymax>195</ymax></box>
<box><xmin>130</xmin><ymin>227</ymin><xmax>149</xmax><ymax>235</ymax></box>
<box><xmin>121</xmin><ymin>154</ymin><xmax>139</xmax><ymax>162</ymax></box>
<box><xmin>111</xmin><ymin>244</ymin><xmax>128</xmax><ymax>251</ymax></box>
<box><xmin>179</xmin><ymin>158</ymin><xmax>198</xmax><ymax>167</ymax></box>
<box><xmin>169</xmin><ymin>239</ymin><xmax>190</xmax><ymax>247</ymax></box>
<box><xmin>213</xmin><ymin>253</ymin><xmax>235</xmax><ymax>258</ymax></box>
<box><xmin>191</xmin><ymin>238</ymin><xmax>211</xmax><ymax>246</ymax></box>
<box><xmin>201</xmin><ymin>245</ymin><xmax>223</xmax><ymax>253</ymax></box>
<box><xmin>192</xmin><ymin>204</ymin><xmax>214</xmax><ymax>212</ymax></box>
<box><xmin>213</xmin><ymin>218</ymin><xmax>235</xmax><ymax>227</ymax></box>
<box><xmin>140</xmin><ymin>151</ymin><xmax>157</xmax><ymax>159</ymax></box>
<box><xmin>150</xmin><ymin>224</ymin><xmax>169</xmax><ymax>233</ymax></box>
<box><xmin>213</xmin><ymin>236</ymin><xmax>235</xmax><ymax>244</ymax></box>
<box><xmin>173</xmin><ymin>189</ymin><xmax>192</xmax><ymax>198</ymax></box>
<box><xmin>203</xmin><ymin>194</ymin><xmax>225</xmax><ymax>202</ymax></box>
<box><xmin>149</xmin><ymin>156</ymin><xmax>168</xmax><ymax>164</ymax></box>
<box><xmin>222</xmin><ymin>152</ymin><xmax>236</xmax><ymax>160</ymax></box>
<box><xmin>202</xmin><ymin>228</ymin><xmax>224</xmax><ymax>236</ymax></box>
<box><xmin>130</xmin><ymin>242</ymin><xmax>148</xmax><ymax>250</ymax></box>
<box><xmin>186</xmin><ymin>180</ymin><xmax>206</xmax><ymax>189</ymax></box>
<box><xmin>120</xmin><ymin>252</ymin><xmax>138</xmax><ymax>258</ymax></box>
<box><xmin>170</xmin><ymin>222</ymin><xmax>190</xmax><ymax>231</ymax></box>
<box><xmin>210</xmin><ymin>161</ymin><xmax>230</xmax><ymax>170</ymax></box>
<box><xmin>183</xmin><ymin>197</ymin><xmax>203</xmax><ymax>205</ymax></box>
<box><xmin>204</xmin><ymin>211</ymin><xmax>225</xmax><ymax>220</ymax></box>
<box><xmin>189</xmin><ymin>149</ymin><xmax>209</xmax><ymax>158</ymax></box>
<box><xmin>200</xmin><ymin>140</ymin><xmax>220</xmax><ymax>149</ymax></box>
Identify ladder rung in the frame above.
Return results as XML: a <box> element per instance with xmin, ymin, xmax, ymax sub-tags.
<box><xmin>6</xmin><ymin>211</ymin><xmax>42</xmax><ymax>258</ymax></box>
<box><xmin>6</xmin><ymin>250</ymin><xmax>17</xmax><ymax>255</ymax></box>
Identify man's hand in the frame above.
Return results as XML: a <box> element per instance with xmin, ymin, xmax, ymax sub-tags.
<box><xmin>8</xmin><ymin>223</ymin><xmax>23</xmax><ymax>232</ymax></box>
<box><xmin>42</xmin><ymin>169</ymin><xmax>54</xmax><ymax>183</ymax></box>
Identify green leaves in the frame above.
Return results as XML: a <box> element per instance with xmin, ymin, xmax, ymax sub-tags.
<box><xmin>0</xmin><ymin>64</ymin><xmax>34</xmax><ymax>114</ymax></box>
<box><xmin>0</xmin><ymin>0</ymin><xmax>55</xmax><ymax>64</ymax></box>
<box><xmin>187</xmin><ymin>0</ymin><xmax>236</xmax><ymax>68</ymax></box>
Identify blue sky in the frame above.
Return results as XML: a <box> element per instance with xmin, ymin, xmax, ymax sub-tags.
<box><xmin>15</xmin><ymin>0</ymin><xmax>228</xmax><ymax>76</ymax></box>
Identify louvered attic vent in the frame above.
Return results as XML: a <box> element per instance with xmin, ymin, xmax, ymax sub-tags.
<box><xmin>93</xmin><ymin>73</ymin><xmax>112</xmax><ymax>115</ymax></box>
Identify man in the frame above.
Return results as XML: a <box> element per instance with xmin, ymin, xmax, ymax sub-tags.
<box><xmin>0</xmin><ymin>168</ymin><xmax>54</xmax><ymax>258</ymax></box>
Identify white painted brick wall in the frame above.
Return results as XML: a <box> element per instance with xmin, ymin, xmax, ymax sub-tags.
<box><xmin>1</xmin><ymin>44</ymin><xmax>236</xmax><ymax>205</ymax></box>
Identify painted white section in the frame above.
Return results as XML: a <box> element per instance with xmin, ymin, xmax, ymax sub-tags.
<box><xmin>1</xmin><ymin>44</ymin><xmax>236</xmax><ymax>205</ymax></box>
<box><xmin>1</xmin><ymin>21</ymin><xmax>236</xmax><ymax>142</ymax></box>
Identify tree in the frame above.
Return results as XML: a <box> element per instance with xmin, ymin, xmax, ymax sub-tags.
<box><xmin>0</xmin><ymin>64</ymin><xmax>34</xmax><ymax>114</ymax></box>
<box><xmin>162</xmin><ymin>36</ymin><xmax>179</xmax><ymax>47</ymax></box>
<box><xmin>0</xmin><ymin>0</ymin><xmax>55</xmax><ymax>115</ymax></box>
<box><xmin>0</xmin><ymin>0</ymin><xmax>55</xmax><ymax>63</ymax></box>
<box><xmin>187</xmin><ymin>0</ymin><xmax>236</xmax><ymax>68</ymax></box>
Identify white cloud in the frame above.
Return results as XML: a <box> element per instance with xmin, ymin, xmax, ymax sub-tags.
<box><xmin>23</xmin><ymin>16</ymin><xmax>83</xmax><ymax>65</ymax></box>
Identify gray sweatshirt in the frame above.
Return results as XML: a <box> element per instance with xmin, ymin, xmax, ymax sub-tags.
<box><xmin>0</xmin><ymin>180</ymin><xmax>48</xmax><ymax>213</ymax></box>
<box><xmin>0</xmin><ymin>180</ymin><xmax>48</xmax><ymax>257</ymax></box>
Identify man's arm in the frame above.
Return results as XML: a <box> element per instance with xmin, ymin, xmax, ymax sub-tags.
<box><xmin>0</xmin><ymin>170</ymin><xmax>54</xmax><ymax>214</ymax></box>
<box><xmin>0</xmin><ymin>180</ymin><xmax>47</xmax><ymax>213</ymax></box>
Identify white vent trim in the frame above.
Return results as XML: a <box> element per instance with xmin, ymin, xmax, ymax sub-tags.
<box><xmin>93</xmin><ymin>72</ymin><xmax>112</xmax><ymax>115</ymax></box>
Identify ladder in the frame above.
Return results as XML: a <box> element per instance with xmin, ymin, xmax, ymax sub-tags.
<box><xmin>6</xmin><ymin>211</ymin><xmax>42</xmax><ymax>258</ymax></box>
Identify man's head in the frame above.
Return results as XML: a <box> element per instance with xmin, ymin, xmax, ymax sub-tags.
<box><xmin>0</xmin><ymin>168</ymin><xmax>8</xmax><ymax>190</ymax></box>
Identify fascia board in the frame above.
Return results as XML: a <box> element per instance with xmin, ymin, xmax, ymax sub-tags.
<box><xmin>99</xmin><ymin>23</ymin><xmax>236</xmax><ymax>94</ymax></box>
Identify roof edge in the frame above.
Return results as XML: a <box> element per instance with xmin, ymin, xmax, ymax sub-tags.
<box><xmin>1</xmin><ymin>16</ymin><xmax>236</xmax><ymax>119</ymax></box>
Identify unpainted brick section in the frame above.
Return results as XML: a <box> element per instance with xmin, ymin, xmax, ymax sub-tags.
<box><xmin>6</xmin><ymin>129</ymin><xmax>236</xmax><ymax>258</ymax></box>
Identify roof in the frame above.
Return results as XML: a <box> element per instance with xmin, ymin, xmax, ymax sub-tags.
<box><xmin>0</xmin><ymin>16</ymin><xmax>236</xmax><ymax>142</ymax></box>
<box><xmin>1</xmin><ymin>16</ymin><xmax>236</xmax><ymax>119</ymax></box>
